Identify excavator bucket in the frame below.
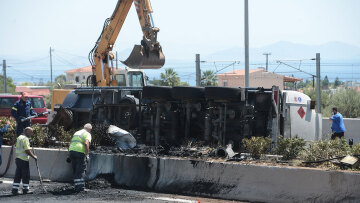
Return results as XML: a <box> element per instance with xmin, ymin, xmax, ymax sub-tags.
<box><xmin>122</xmin><ymin>45</ymin><xmax>165</xmax><ymax>69</ymax></box>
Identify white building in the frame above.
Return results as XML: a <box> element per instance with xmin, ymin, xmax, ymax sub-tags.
<box><xmin>65</xmin><ymin>66</ymin><xmax>93</xmax><ymax>84</ymax></box>
<box><xmin>65</xmin><ymin>65</ymin><xmax>124</xmax><ymax>84</ymax></box>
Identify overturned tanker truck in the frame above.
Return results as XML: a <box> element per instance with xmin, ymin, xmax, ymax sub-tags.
<box><xmin>50</xmin><ymin>85</ymin><xmax>322</xmax><ymax>149</ymax></box>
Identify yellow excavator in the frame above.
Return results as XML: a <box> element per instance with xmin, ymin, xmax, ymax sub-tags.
<box><xmin>51</xmin><ymin>0</ymin><xmax>164</xmax><ymax>111</ymax></box>
<box><xmin>88</xmin><ymin>0</ymin><xmax>165</xmax><ymax>87</ymax></box>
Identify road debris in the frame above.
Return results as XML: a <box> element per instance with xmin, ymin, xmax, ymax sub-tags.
<box><xmin>107</xmin><ymin>125</ymin><xmax>136</xmax><ymax>150</ymax></box>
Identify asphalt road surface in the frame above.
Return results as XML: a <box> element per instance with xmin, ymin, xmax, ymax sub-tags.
<box><xmin>0</xmin><ymin>178</ymin><xmax>247</xmax><ymax>203</ymax></box>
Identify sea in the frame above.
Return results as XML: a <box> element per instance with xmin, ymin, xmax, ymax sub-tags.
<box><xmin>4</xmin><ymin>58</ymin><xmax>360</xmax><ymax>86</ymax></box>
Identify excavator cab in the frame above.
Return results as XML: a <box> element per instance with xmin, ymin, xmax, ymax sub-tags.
<box><xmin>113</xmin><ymin>69</ymin><xmax>146</xmax><ymax>87</ymax></box>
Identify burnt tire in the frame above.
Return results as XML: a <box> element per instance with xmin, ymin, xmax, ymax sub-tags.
<box><xmin>172</xmin><ymin>86</ymin><xmax>205</xmax><ymax>100</ymax></box>
<box><xmin>142</xmin><ymin>86</ymin><xmax>173</xmax><ymax>100</ymax></box>
<box><xmin>116</xmin><ymin>96</ymin><xmax>138</xmax><ymax>129</ymax></box>
<box><xmin>205</xmin><ymin>86</ymin><xmax>242</xmax><ymax>101</ymax></box>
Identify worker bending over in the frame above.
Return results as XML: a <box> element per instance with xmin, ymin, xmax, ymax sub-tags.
<box><xmin>12</xmin><ymin>127</ymin><xmax>37</xmax><ymax>195</ymax></box>
<box><xmin>69</xmin><ymin>123</ymin><xmax>92</xmax><ymax>191</ymax></box>
<box><xmin>11</xmin><ymin>92</ymin><xmax>36</xmax><ymax>136</ymax></box>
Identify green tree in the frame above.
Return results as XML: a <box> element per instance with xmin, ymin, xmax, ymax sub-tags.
<box><xmin>179</xmin><ymin>81</ymin><xmax>190</xmax><ymax>86</ymax></box>
<box><xmin>334</xmin><ymin>77</ymin><xmax>341</xmax><ymax>88</ymax></box>
<box><xmin>0</xmin><ymin>75</ymin><xmax>16</xmax><ymax>94</ymax></box>
<box><xmin>324</xmin><ymin>89</ymin><xmax>360</xmax><ymax>118</ymax></box>
<box><xmin>303</xmin><ymin>85</ymin><xmax>331</xmax><ymax>113</ymax></box>
<box><xmin>201</xmin><ymin>70</ymin><xmax>218</xmax><ymax>86</ymax></box>
<box><xmin>21</xmin><ymin>82</ymin><xmax>34</xmax><ymax>86</ymax></box>
<box><xmin>322</xmin><ymin>75</ymin><xmax>329</xmax><ymax>88</ymax></box>
<box><xmin>148</xmin><ymin>77</ymin><xmax>162</xmax><ymax>86</ymax></box>
<box><xmin>297</xmin><ymin>79</ymin><xmax>312</xmax><ymax>89</ymax></box>
<box><xmin>55</xmin><ymin>74</ymin><xmax>66</xmax><ymax>83</ymax></box>
<box><xmin>51</xmin><ymin>74</ymin><xmax>67</xmax><ymax>88</ymax></box>
<box><xmin>160</xmin><ymin>68</ymin><xmax>181</xmax><ymax>86</ymax></box>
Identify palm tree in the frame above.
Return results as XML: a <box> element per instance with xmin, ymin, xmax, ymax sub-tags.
<box><xmin>201</xmin><ymin>70</ymin><xmax>218</xmax><ymax>86</ymax></box>
<box><xmin>160</xmin><ymin>68</ymin><xmax>181</xmax><ymax>86</ymax></box>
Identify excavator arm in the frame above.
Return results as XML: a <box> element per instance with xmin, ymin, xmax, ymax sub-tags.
<box><xmin>88</xmin><ymin>0</ymin><xmax>165</xmax><ymax>87</ymax></box>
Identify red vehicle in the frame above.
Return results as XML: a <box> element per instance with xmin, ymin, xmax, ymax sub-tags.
<box><xmin>0</xmin><ymin>95</ymin><xmax>48</xmax><ymax>124</ymax></box>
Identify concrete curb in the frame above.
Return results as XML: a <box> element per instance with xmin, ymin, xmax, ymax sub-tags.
<box><xmin>1</xmin><ymin>145</ymin><xmax>360</xmax><ymax>202</ymax></box>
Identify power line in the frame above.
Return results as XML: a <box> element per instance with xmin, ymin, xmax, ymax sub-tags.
<box><xmin>53</xmin><ymin>53</ymin><xmax>78</xmax><ymax>68</ymax></box>
<box><xmin>54</xmin><ymin>50</ymin><xmax>88</xmax><ymax>59</ymax></box>
<box><xmin>6</xmin><ymin>66</ymin><xmax>43</xmax><ymax>81</ymax></box>
<box><xmin>8</xmin><ymin>56</ymin><xmax>49</xmax><ymax>65</ymax></box>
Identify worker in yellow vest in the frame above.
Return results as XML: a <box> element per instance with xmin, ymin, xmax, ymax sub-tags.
<box><xmin>68</xmin><ymin>123</ymin><xmax>92</xmax><ymax>191</ymax></box>
<box><xmin>12</xmin><ymin>127</ymin><xmax>37</xmax><ymax>195</ymax></box>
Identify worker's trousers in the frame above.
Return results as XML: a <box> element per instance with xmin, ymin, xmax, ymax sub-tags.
<box><xmin>12</xmin><ymin>158</ymin><xmax>30</xmax><ymax>192</ymax></box>
<box><xmin>16</xmin><ymin>120</ymin><xmax>30</xmax><ymax>136</ymax></box>
<box><xmin>69</xmin><ymin>151</ymin><xmax>86</xmax><ymax>190</ymax></box>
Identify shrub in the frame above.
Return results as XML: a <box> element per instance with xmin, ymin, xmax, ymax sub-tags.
<box><xmin>242</xmin><ymin>137</ymin><xmax>271</xmax><ymax>159</ymax></box>
<box><xmin>303</xmin><ymin>138</ymin><xmax>351</xmax><ymax>162</ymax></box>
<box><xmin>48</xmin><ymin>124</ymin><xmax>76</xmax><ymax>144</ymax></box>
<box><xmin>31</xmin><ymin>124</ymin><xmax>48</xmax><ymax>147</ymax></box>
<box><xmin>274</xmin><ymin>136</ymin><xmax>306</xmax><ymax>160</ymax></box>
<box><xmin>351</xmin><ymin>143</ymin><xmax>360</xmax><ymax>156</ymax></box>
<box><xmin>0</xmin><ymin>117</ymin><xmax>17</xmax><ymax>144</ymax></box>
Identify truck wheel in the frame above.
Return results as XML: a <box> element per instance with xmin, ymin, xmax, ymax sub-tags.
<box><xmin>142</xmin><ymin>86</ymin><xmax>173</xmax><ymax>100</ymax></box>
<box><xmin>116</xmin><ymin>96</ymin><xmax>138</xmax><ymax>129</ymax></box>
<box><xmin>172</xmin><ymin>86</ymin><xmax>205</xmax><ymax>100</ymax></box>
<box><xmin>205</xmin><ymin>87</ymin><xmax>242</xmax><ymax>101</ymax></box>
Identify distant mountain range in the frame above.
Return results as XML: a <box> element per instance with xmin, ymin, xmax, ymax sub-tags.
<box><xmin>204</xmin><ymin>41</ymin><xmax>360</xmax><ymax>62</ymax></box>
<box><xmin>1</xmin><ymin>41</ymin><xmax>359</xmax><ymax>66</ymax></box>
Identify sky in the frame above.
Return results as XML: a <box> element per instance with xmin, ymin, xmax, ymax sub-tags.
<box><xmin>0</xmin><ymin>0</ymin><xmax>359</xmax><ymax>60</ymax></box>
<box><xmin>0</xmin><ymin>0</ymin><xmax>359</xmax><ymax>85</ymax></box>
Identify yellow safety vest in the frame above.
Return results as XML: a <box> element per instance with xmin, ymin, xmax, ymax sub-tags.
<box><xmin>69</xmin><ymin>129</ymin><xmax>91</xmax><ymax>154</ymax></box>
<box><xmin>16</xmin><ymin>135</ymin><xmax>30</xmax><ymax>161</ymax></box>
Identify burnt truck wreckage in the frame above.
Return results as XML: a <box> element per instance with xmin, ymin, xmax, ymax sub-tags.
<box><xmin>49</xmin><ymin>85</ymin><xmax>306</xmax><ymax>150</ymax></box>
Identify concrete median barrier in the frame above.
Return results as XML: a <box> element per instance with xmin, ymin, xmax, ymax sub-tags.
<box><xmin>1</xmin><ymin>145</ymin><xmax>360</xmax><ymax>202</ymax></box>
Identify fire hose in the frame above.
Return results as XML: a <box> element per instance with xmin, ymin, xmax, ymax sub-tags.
<box><xmin>0</xmin><ymin>145</ymin><xmax>15</xmax><ymax>178</ymax></box>
<box><xmin>20</xmin><ymin>112</ymin><xmax>49</xmax><ymax>122</ymax></box>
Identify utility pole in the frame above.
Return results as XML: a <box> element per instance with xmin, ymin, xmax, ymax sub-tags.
<box><xmin>263</xmin><ymin>52</ymin><xmax>271</xmax><ymax>71</ymax></box>
<box><xmin>196</xmin><ymin>54</ymin><xmax>201</xmax><ymax>87</ymax></box>
<box><xmin>244</xmin><ymin>0</ymin><xmax>249</xmax><ymax>88</ymax></box>
<box><xmin>2</xmin><ymin>60</ymin><xmax>7</xmax><ymax>93</ymax></box>
<box><xmin>50</xmin><ymin>47</ymin><xmax>53</xmax><ymax>83</ymax></box>
<box><xmin>316</xmin><ymin>53</ymin><xmax>321</xmax><ymax>113</ymax></box>
<box><xmin>315</xmin><ymin>53</ymin><xmax>322</xmax><ymax>141</ymax></box>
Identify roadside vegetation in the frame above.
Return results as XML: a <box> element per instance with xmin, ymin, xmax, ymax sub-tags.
<box><xmin>241</xmin><ymin>135</ymin><xmax>360</xmax><ymax>170</ymax></box>
<box><xmin>1</xmin><ymin>115</ymin><xmax>359</xmax><ymax>171</ymax></box>
<box><xmin>0</xmin><ymin>116</ymin><xmax>74</xmax><ymax>146</ymax></box>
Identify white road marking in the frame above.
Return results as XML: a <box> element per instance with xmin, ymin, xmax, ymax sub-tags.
<box><xmin>151</xmin><ymin>197</ymin><xmax>199</xmax><ymax>203</ymax></box>
<box><xmin>0</xmin><ymin>180</ymin><xmax>13</xmax><ymax>184</ymax></box>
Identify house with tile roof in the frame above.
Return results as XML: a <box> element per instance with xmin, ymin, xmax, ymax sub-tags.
<box><xmin>15</xmin><ymin>86</ymin><xmax>51</xmax><ymax>96</ymax></box>
<box><xmin>217</xmin><ymin>68</ymin><xmax>302</xmax><ymax>90</ymax></box>
<box><xmin>65</xmin><ymin>65</ymin><xmax>93</xmax><ymax>84</ymax></box>
<box><xmin>65</xmin><ymin>65</ymin><xmax>124</xmax><ymax>84</ymax></box>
